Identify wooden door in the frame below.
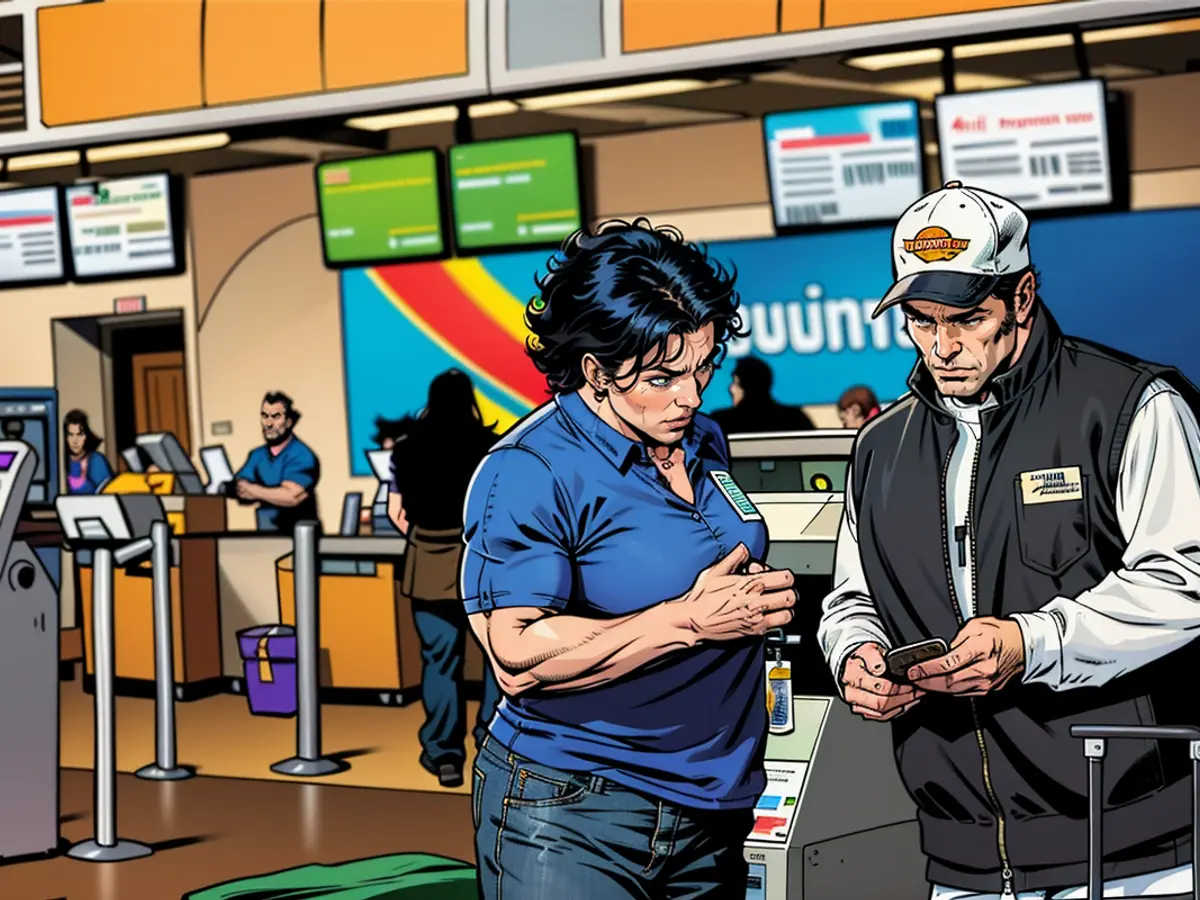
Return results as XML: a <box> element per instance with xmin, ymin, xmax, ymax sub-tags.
<box><xmin>131</xmin><ymin>351</ymin><xmax>191</xmax><ymax>454</ymax></box>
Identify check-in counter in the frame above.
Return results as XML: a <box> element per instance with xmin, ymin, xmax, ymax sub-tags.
<box><xmin>77</xmin><ymin>493</ymin><xmax>226</xmax><ymax>700</ymax></box>
<box><xmin>729</xmin><ymin>430</ymin><xmax>855</xmax><ymax>697</ymax></box>
<box><xmin>273</xmin><ymin>535</ymin><xmax>485</xmax><ymax>705</ymax></box>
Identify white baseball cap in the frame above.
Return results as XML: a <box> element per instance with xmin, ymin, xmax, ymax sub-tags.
<box><xmin>872</xmin><ymin>182</ymin><xmax>1031</xmax><ymax>319</ymax></box>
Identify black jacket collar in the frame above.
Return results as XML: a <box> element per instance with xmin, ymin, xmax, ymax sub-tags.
<box><xmin>907</xmin><ymin>305</ymin><xmax>1062</xmax><ymax>417</ymax></box>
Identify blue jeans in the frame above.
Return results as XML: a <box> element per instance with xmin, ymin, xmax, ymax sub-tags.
<box><xmin>472</xmin><ymin>735</ymin><xmax>754</xmax><ymax>899</ymax></box>
<box><xmin>410</xmin><ymin>599</ymin><xmax>500</xmax><ymax>764</ymax></box>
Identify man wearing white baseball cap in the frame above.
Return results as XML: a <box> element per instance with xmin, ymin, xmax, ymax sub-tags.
<box><xmin>819</xmin><ymin>181</ymin><xmax>1200</xmax><ymax>899</ymax></box>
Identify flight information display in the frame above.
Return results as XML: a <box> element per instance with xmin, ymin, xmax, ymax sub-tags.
<box><xmin>765</xmin><ymin>101</ymin><xmax>923</xmax><ymax>229</ymax></box>
<box><xmin>450</xmin><ymin>132</ymin><xmax>582</xmax><ymax>252</ymax></box>
<box><xmin>64</xmin><ymin>174</ymin><xmax>178</xmax><ymax>279</ymax></box>
<box><xmin>936</xmin><ymin>79</ymin><xmax>1113</xmax><ymax>211</ymax></box>
<box><xmin>316</xmin><ymin>150</ymin><xmax>446</xmax><ymax>266</ymax></box>
<box><xmin>0</xmin><ymin>187</ymin><xmax>66</xmax><ymax>286</ymax></box>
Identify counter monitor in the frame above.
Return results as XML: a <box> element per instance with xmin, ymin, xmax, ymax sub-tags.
<box><xmin>316</xmin><ymin>149</ymin><xmax>448</xmax><ymax>267</ymax></box>
<box><xmin>449</xmin><ymin>132</ymin><xmax>583</xmax><ymax>254</ymax></box>
<box><xmin>64</xmin><ymin>174</ymin><xmax>184</xmax><ymax>281</ymax></box>
<box><xmin>0</xmin><ymin>186</ymin><xmax>68</xmax><ymax>288</ymax></box>
<box><xmin>935</xmin><ymin>79</ymin><xmax>1115</xmax><ymax>212</ymax></box>
<box><xmin>764</xmin><ymin>101</ymin><xmax>924</xmax><ymax>231</ymax></box>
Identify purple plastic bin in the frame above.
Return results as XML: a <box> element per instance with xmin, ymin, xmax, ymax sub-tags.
<box><xmin>237</xmin><ymin>625</ymin><xmax>297</xmax><ymax>717</ymax></box>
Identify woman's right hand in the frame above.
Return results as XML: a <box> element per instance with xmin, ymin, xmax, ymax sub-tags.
<box><xmin>672</xmin><ymin>543</ymin><xmax>796</xmax><ymax>642</ymax></box>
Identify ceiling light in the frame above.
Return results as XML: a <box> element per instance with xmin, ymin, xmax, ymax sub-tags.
<box><xmin>519</xmin><ymin>78</ymin><xmax>736</xmax><ymax>111</ymax></box>
<box><xmin>6</xmin><ymin>150</ymin><xmax>80</xmax><ymax>171</ymax></box>
<box><xmin>846</xmin><ymin>48</ymin><xmax>943</xmax><ymax>71</ymax></box>
<box><xmin>846</xmin><ymin>16</ymin><xmax>1200</xmax><ymax>70</ymax></box>
<box><xmin>545</xmin><ymin>103</ymin><xmax>738</xmax><ymax>126</ymax></box>
<box><xmin>87</xmin><ymin>132</ymin><xmax>229</xmax><ymax>163</ymax></box>
<box><xmin>925</xmin><ymin>142</ymin><xmax>939</xmax><ymax>155</ymax></box>
<box><xmin>755</xmin><ymin>70</ymin><xmax>1025</xmax><ymax>102</ymax></box>
<box><xmin>345</xmin><ymin>106</ymin><xmax>459</xmax><ymax>132</ymax></box>
<box><xmin>470</xmin><ymin>100</ymin><xmax>519</xmax><ymax>118</ymax></box>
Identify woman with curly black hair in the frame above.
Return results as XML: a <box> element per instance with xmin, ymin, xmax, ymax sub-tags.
<box><xmin>461</xmin><ymin>219</ymin><xmax>796</xmax><ymax>898</ymax></box>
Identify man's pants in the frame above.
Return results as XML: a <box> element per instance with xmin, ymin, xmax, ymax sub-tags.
<box><xmin>931</xmin><ymin>863</ymin><xmax>1193</xmax><ymax>899</ymax></box>
<box><xmin>473</xmin><ymin>735</ymin><xmax>754</xmax><ymax>899</ymax></box>
<box><xmin>411</xmin><ymin>598</ymin><xmax>500</xmax><ymax>764</ymax></box>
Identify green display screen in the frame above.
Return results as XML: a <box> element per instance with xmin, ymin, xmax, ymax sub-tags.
<box><xmin>449</xmin><ymin>133</ymin><xmax>582</xmax><ymax>251</ymax></box>
<box><xmin>317</xmin><ymin>150</ymin><xmax>445</xmax><ymax>265</ymax></box>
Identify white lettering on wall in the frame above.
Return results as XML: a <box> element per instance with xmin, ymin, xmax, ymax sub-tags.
<box><xmin>728</xmin><ymin>283</ymin><xmax>913</xmax><ymax>358</ymax></box>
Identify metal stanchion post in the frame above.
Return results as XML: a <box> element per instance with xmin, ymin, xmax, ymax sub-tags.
<box><xmin>272</xmin><ymin>522</ymin><xmax>342</xmax><ymax>777</ymax></box>
<box><xmin>137</xmin><ymin>521</ymin><xmax>193</xmax><ymax>781</ymax></box>
<box><xmin>68</xmin><ymin>546</ymin><xmax>153</xmax><ymax>862</ymax></box>
<box><xmin>1084</xmin><ymin>737</ymin><xmax>1105</xmax><ymax>900</ymax></box>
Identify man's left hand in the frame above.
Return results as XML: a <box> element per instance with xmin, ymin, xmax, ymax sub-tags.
<box><xmin>236</xmin><ymin>479</ymin><xmax>258</xmax><ymax>501</ymax></box>
<box><xmin>909</xmin><ymin>617</ymin><xmax>1025</xmax><ymax>695</ymax></box>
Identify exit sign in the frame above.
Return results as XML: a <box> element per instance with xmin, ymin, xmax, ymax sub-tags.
<box><xmin>114</xmin><ymin>295</ymin><xmax>146</xmax><ymax>314</ymax></box>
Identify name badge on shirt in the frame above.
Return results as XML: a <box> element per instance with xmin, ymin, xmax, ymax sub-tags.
<box><xmin>1018</xmin><ymin>466</ymin><xmax>1084</xmax><ymax>505</ymax></box>
<box><xmin>710</xmin><ymin>470</ymin><xmax>763</xmax><ymax>521</ymax></box>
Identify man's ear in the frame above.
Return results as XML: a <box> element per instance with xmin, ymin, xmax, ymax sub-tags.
<box><xmin>1014</xmin><ymin>270</ymin><xmax>1037</xmax><ymax>323</ymax></box>
<box><xmin>581</xmin><ymin>354</ymin><xmax>611</xmax><ymax>392</ymax></box>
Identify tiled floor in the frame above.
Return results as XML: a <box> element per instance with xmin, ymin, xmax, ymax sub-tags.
<box><xmin>0</xmin><ymin>670</ymin><xmax>478</xmax><ymax>899</ymax></box>
<box><xmin>1</xmin><ymin>770</ymin><xmax>474</xmax><ymax>900</ymax></box>
<box><xmin>59</xmin><ymin>669</ymin><xmax>475</xmax><ymax>795</ymax></box>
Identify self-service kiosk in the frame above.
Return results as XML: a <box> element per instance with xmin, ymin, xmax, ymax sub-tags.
<box><xmin>732</xmin><ymin>431</ymin><xmax>928</xmax><ymax>900</ymax></box>
<box><xmin>0</xmin><ymin>441</ymin><xmax>61</xmax><ymax>862</ymax></box>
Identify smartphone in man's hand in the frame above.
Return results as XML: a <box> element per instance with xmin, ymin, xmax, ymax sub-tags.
<box><xmin>885</xmin><ymin>638</ymin><xmax>948</xmax><ymax>683</ymax></box>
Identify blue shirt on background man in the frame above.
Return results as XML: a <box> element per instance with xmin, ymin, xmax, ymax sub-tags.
<box><xmin>461</xmin><ymin>390</ymin><xmax>770</xmax><ymax>810</ymax></box>
<box><xmin>235</xmin><ymin>436</ymin><xmax>320</xmax><ymax>532</ymax></box>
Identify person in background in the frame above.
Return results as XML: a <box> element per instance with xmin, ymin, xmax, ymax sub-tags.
<box><xmin>710</xmin><ymin>356</ymin><xmax>815</xmax><ymax>434</ymax></box>
<box><xmin>368</xmin><ymin>416</ymin><xmax>408</xmax><ymax>529</ymax></box>
<box><xmin>388</xmin><ymin>369</ymin><xmax>501</xmax><ymax>789</ymax></box>
<box><xmin>63</xmin><ymin>410</ymin><xmax>113</xmax><ymax>495</ymax></box>
<box><xmin>233</xmin><ymin>392</ymin><xmax>320</xmax><ymax>533</ymax></box>
<box><xmin>371</xmin><ymin>416</ymin><xmax>407</xmax><ymax>451</ymax></box>
<box><xmin>837</xmin><ymin>385</ymin><xmax>881</xmax><ymax>429</ymax></box>
<box><xmin>2</xmin><ymin>418</ymin><xmax>24</xmax><ymax>442</ymax></box>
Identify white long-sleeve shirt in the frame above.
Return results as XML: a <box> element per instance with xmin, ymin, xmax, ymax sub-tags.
<box><xmin>818</xmin><ymin>378</ymin><xmax>1200</xmax><ymax>692</ymax></box>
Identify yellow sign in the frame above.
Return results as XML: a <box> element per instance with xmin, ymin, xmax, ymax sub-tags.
<box><xmin>902</xmin><ymin>226</ymin><xmax>971</xmax><ymax>263</ymax></box>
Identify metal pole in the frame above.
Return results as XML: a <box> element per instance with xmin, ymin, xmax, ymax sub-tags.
<box><xmin>67</xmin><ymin>547</ymin><xmax>152</xmax><ymax>862</ymax></box>
<box><xmin>136</xmin><ymin>521</ymin><xmax>193</xmax><ymax>781</ymax></box>
<box><xmin>1192</xmin><ymin>741</ymin><xmax>1200</xmax><ymax>900</ymax></box>
<box><xmin>272</xmin><ymin>522</ymin><xmax>341</xmax><ymax>777</ymax></box>
<box><xmin>1084</xmin><ymin>738</ymin><xmax>1105</xmax><ymax>900</ymax></box>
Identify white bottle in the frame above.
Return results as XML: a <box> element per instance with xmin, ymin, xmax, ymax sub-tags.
<box><xmin>765</xmin><ymin>645</ymin><xmax>794</xmax><ymax>735</ymax></box>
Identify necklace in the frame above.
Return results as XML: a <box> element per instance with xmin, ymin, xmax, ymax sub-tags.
<box><xmin>650</xmin><ymin>446</ymin><xmax>674</xmax><ymax>469</ymax></box>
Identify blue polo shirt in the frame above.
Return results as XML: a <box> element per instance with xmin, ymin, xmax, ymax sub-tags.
<box><xmin>235</xmin><ymin>436</ymin><xmax>320</xmax><ymax>532</ymax></box>
<box><xmin>461</xmin><ymin>391</ymin><xmax>770</xmax><ymax>809</ymax></box>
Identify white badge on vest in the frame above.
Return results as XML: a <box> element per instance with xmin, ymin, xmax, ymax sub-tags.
<box><xmin>1018</xmin><ymin>466</ymin><xmax>1084</xmax><ymax>505</ymax></box>
<box><xmin>710</xmin><ymin>470</ymin><xmax>762</xmax><ymax>521</ymax></box>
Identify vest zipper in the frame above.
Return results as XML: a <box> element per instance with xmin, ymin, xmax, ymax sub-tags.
<box><xmin>939</xmin><ymin>435</ymin><xmax>1014</xmax><ymax>897</ymax></box>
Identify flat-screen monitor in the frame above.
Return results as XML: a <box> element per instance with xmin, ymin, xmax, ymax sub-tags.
<box><xmin>935</xmin><ymin>79</ymin><xmax>1115</xmax><ymax>213</ymax></box>
<box><xmin>316</xmin><ymin>149</ymin><xmax>449</xmax><ymax>267</ymax></box>
<box><xmin>0</xmin><ymin>186</ymin><xmax>69</xmax><ymax>288</ymax></box>
<box><xmin>764</xmin><ymin>101</ymin><xmax>924</xmax><ymax>231</ymax></box>
<box><xmin>135</xmin><ymin>433</ymin><xmax>204</xmax><ymax>494</ymax></box>
<box><xmin>63</xmin><ymin>172</ymin><xmax>185</xmax><ymax>282</ymax></box>
<box><xmin>449</xmin><ymin>132</ymin><xmax>583</xmax><ymax>254</ymax></box>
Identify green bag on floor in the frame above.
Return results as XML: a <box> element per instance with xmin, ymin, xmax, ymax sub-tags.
<box><xmin>183</xmin><ymin>853</ymin><xmax>478</xmax><ymax>900</ymax></box>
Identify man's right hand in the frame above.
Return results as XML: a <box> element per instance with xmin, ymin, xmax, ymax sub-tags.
<box><xmin>841</xmin><ymin>642</ymin><xmax>922</xmax><ymax>722</ymax></box>
<box><xmin>674</xmin><ymin>543</ymin><xmax>796</xmax><ymax>642</ymax></box>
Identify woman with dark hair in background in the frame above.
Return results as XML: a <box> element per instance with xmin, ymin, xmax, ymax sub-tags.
<box><xmin>462</xmin><ymin>219</ymin><xmax>797</xmax><ymax>898</ymax></box>
<box><xmin>388</xmin><ymin>369</ymin><xmax>501</xmax><ymax>789</ymax></box>
<box><xmin>63</xmin><ymin>409</ymin><xmax>113</xmax><ymax>495</ymax></box>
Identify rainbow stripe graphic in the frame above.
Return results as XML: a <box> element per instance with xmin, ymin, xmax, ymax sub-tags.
<box><xmin>341</xmin><ymin>252</ymin><xmax>549</xmax><ymax>476</ymax></box>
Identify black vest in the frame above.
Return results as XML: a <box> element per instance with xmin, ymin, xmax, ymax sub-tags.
<box><xmin>851</xmin><ymin>308</ymin><xmax>1200</xmax><ymax>892</ymax></box>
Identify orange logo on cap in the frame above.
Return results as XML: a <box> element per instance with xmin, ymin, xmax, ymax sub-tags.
<box><xmin>902</xmin><ymin>226</ymin><xmax>970</xmax><ymax>263</ymax></box>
